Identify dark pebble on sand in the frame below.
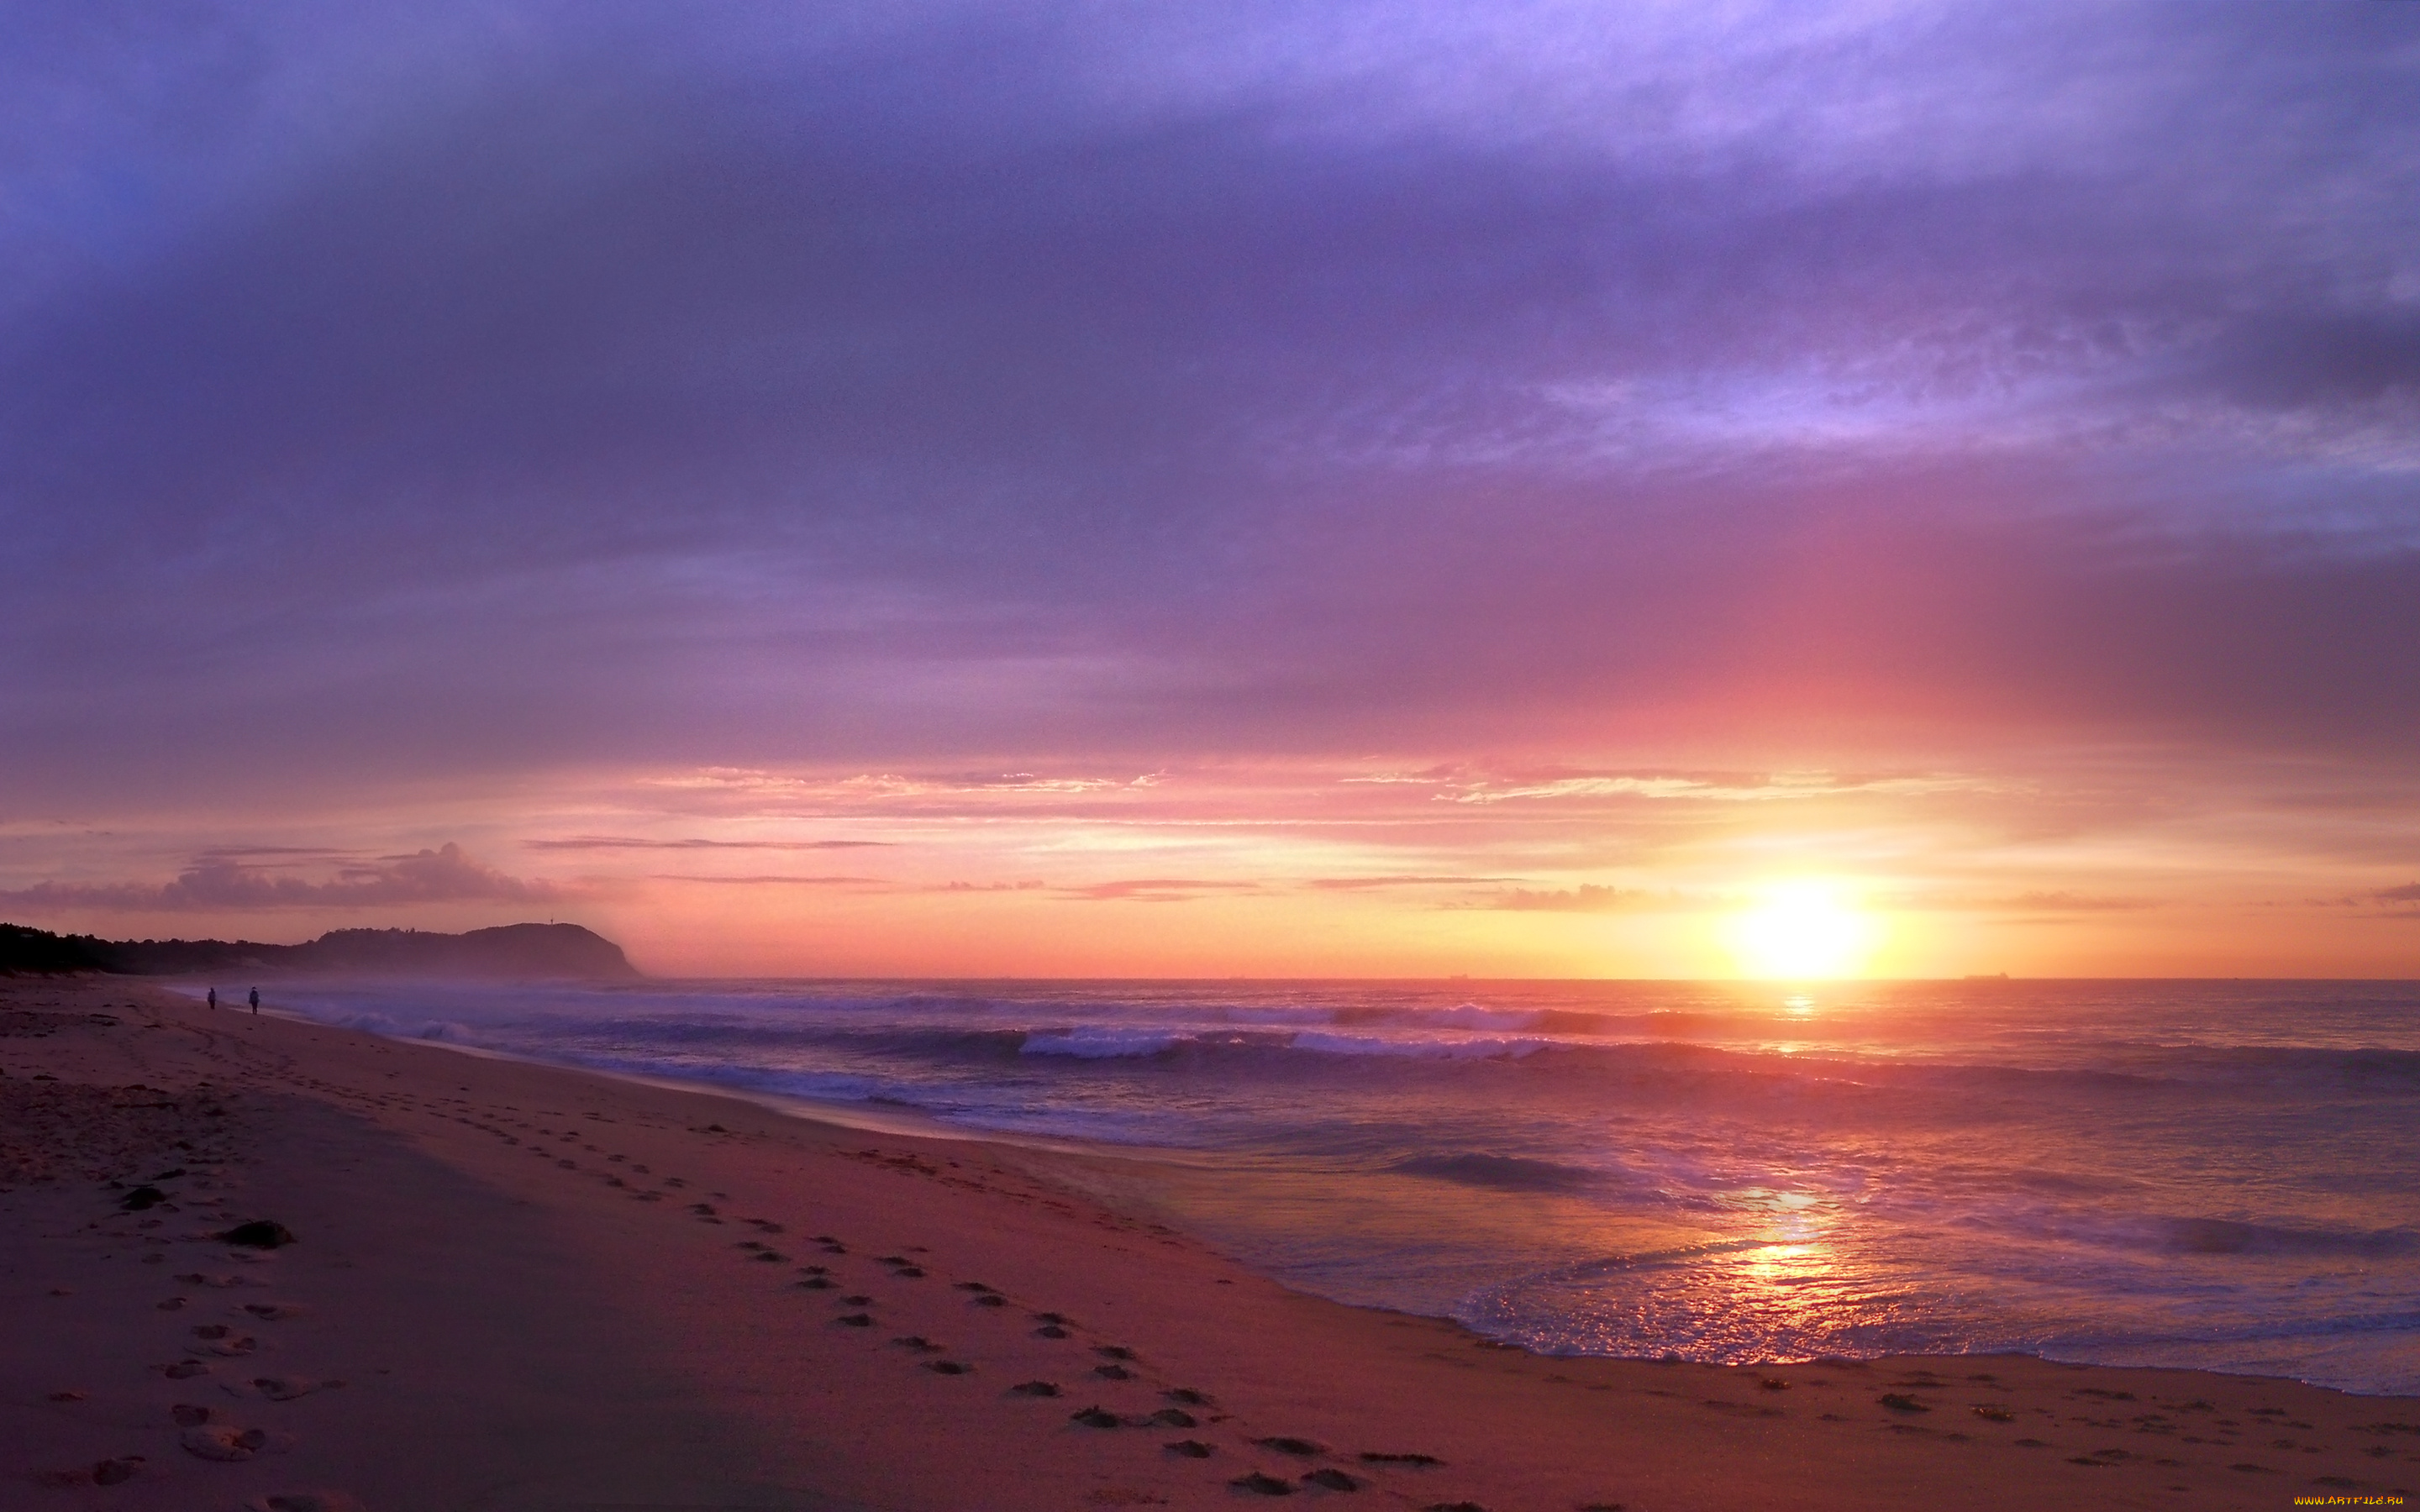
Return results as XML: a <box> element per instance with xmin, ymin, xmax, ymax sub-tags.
<box><xmin>1167</xmin><ymin>1440</ymin><xmax>1214</xmax><ymax>1458</ymax></box>
<box><xmin>1071</xmin><ymin>1405</ymin><xmax>1123</xmax><ymax>1428</ymax></box>
<box><xmin>1012</xmin><ymin>1380</ymin><xmax>1063</xmax><ymax>1397</ymax></box>
<box><xmin>220</xmin><ymin>1221</ymin><xmax>296</xmax><ymax>1249</ymax></box>
<box><xmin>1231</xmin><ymin>1471</ymin><xmax>1296</xmax><ymax>1495</ymax></box>
<box><xmin>1302</xmin><ymin>1468</ymin><xmax>1361</xmax><ymax>1491</ymax></box>
<box><xmin>1255</xmin><ymin>1436</ymin><xmax>1328</xmax><ymax>1457</ymax></box>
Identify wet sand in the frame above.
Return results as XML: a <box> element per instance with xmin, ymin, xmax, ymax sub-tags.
<box><xmin>3</xmin><ymin>975</ymin><xmax>2412</xmax><ymax>1510</ymax></box>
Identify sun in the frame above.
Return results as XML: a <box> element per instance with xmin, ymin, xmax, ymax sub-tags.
<box><xmin>1725</xmin><ymin>879</ymin><xmax>1881</xmax><ymax>979</ymax></box>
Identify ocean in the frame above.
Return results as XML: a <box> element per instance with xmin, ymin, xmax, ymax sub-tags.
<box><xmin>229</xmin><ymin>977</ymin><xmax>2420</xmax><ymax>1395</ymax></box>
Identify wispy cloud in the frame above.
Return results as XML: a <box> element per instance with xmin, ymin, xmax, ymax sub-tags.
<box><xmin>1304</xmin><ymin>874</ymin><xmax>1517</xmax><ymax>891</ymax></box>
<box><xmin>1065</xmin><ymin>879</ymin><xmax>1264</xmax><ymax>903</ymax></box>
<box><xmin>649</xmin><ymin>874</ymin><xmax>883</xmax><ymax>888</ymax></box>
<box><xmin>1465</xmin><ymin>885</ymin><xmax>1679</xmax><ymax>913</ymax></box>
<box><xmin>528</xmin><ymin>836</ymin><xmax>887</xmax><ymax>851</ymax></box>
<box><xmin>1442</xmin><ymin>773</ymin><xmax>1991</xmax><ymax>806</ymax></box>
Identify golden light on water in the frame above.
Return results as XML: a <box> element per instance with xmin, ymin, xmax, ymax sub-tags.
<box><xmin>1726</xmin><ymin>879</ymin><xmax>1881</xmax><ymax>979</ymax></box>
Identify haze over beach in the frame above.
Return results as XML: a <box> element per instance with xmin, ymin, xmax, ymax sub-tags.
<box><xmin>4</xmin><ymin>3</ymin><xmax>2419</xmax><ymax>1508</ymax></box>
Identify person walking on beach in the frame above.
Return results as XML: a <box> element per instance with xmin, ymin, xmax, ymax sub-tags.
<box><xmin>249</xmin><ymin>987</ymin><xmax>259</xmax><ymax>1016</ymax></box>
<box><xmin>208</xmin><ymin>988</ymin><xmax>218</xmax><ymax>1011</ymax></box>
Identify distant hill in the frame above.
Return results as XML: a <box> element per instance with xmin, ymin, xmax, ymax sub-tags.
<box><xmin>0</xmin><ymin>921</ymin><xmax>640</xmax><ymax>980</ymax></box>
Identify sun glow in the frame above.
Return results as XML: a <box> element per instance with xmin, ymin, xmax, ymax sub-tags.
<box><xmin>1726</xmin><ymin>880</ymin><xmax>1881</xmax><ymax>979</ymax></box>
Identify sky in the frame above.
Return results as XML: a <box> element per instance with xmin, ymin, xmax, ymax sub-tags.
<box><xmin>3</xmin><ymin>0</ymin><xmax>2417</xmax><ymax>978</ymax></box>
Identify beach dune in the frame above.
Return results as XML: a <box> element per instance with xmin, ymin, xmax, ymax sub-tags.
<box><xmin>2</xmin><ymin>977</ymin><xmax>2407</xmax><ymax>1510</ymax></box>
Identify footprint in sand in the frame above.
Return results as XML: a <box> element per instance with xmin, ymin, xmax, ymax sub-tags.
<box><xmin>182</xmin><ymin>1423</ymin><xmax>271</xmax><ymax>1461</ymax></box>
<box><xmin>1301</xmin><ymin>1468</ymin><xmax>1361</xmax><ymax>1491</ymax></box>
<box><xmin>1011</xmin><ymin>1381</ymin><xmax>1062</xmax><ymax>1397</ymax></box>
<box><xmin>1166</xmin><ymin>1440</ymin><xmax>1215</xmax><ymax>1458</ymax></box>
<box><xmin>1094</xmin><ymin>1365</ymin><xmax>1133</xmax><ymax>1380</ymax></box>
<box><xmin>255</xmin><ymin>1376</ymin><xmax>341</xmax><ymax>1401</ymax></box>
<box><xmin>923</xmin><ymin>1360</ymin><xmax>972</xmax><ymax>1375</ymax></box>
<box><xmin>1229</xmin><ymin>1471</ymin><xmax>1294</xmax><ymax>1495</ymax></box>
<box><xmin>1359</xmin><ymin>1452</ymin><xmax>1443</xmax><ymax>1468</ymax></box>
<box><xmin>893</xmin><ymin>1336</ymin><xmax>944</xmax><ymax>1353</ymax></box>
<box><xmin>247</xmin><ymin>1493</ymin><xmax>366</xmax><ymax>1512</ymax></box>
<box><xmin>1254</xmin><ymin>1436</ymin><xmax>1327</xmax><ymax>1457</ymax></box>
<box><xmin>835</xmin><ymin>1313</ymin><xmax>875</xmax><ymax>1327</ymax></box>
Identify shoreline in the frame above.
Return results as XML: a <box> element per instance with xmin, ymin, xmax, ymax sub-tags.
<box><xmin>223</xmin><ymin>978</ymin><xmax>2419</xmax><ymax>1402</ymax></box>
<box><xmin>3</xmin><ymin>974</ymin><xmax>2411</xmax><ymax>1509</ymax></box>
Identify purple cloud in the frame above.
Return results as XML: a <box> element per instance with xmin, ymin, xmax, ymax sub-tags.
<box><xmin>0</xmin><ymin>844</ymin><xmax>556</xmax><ymax>913</ymax></box>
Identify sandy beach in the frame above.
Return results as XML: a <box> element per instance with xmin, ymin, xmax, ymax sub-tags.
<box><xmin>3</xmin><ymin>976</ymin><xmax>2411</xmax><ymax>1512</ymax></box>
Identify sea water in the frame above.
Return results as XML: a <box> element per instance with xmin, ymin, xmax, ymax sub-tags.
<box><xmin>241</xmin><ymin>978</ymin><xmax>2420</xmax><ymax>1394</ymax></box>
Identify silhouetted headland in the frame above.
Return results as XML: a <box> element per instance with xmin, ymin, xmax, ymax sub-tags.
<box><xmin>0</xmin><ymin>921</ymin><xmax>639</xmax><ymax>979</ymax></box>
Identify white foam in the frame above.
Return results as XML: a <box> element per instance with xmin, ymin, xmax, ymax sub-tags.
<box><xmin>1020</xmin><ymin>1026</ymin><xmax>1195</xmax><ymax>1058</ymax></box>
<box><xmin>1287</xmin><ymin>1031</ymin><xmax>1550</xmax><ymax>1060</ymax></box>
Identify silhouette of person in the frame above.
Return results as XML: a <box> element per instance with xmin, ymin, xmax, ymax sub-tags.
<box><xmin>208</xmin><ymin>988</ymin><xmax>218</xmax><ymax>1011</ymax></box>
<box><xmin>249</xmin><ymin>987</ymin><xmax>260</xmax><ymax>1016</ymax></box>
